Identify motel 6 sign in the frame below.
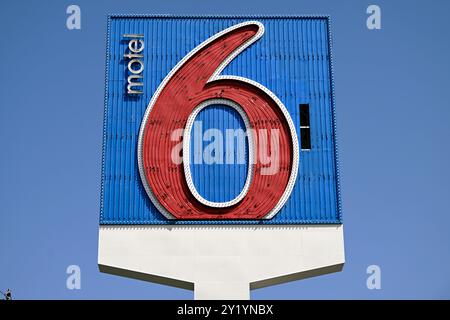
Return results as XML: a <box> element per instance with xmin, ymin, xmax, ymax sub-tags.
<box><xmin>99</xmin><ymin>16</ymin><xmax>344</xmax><ymax>299</ymax></box>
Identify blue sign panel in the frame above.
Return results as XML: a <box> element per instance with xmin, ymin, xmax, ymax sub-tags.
<box><xmin>100</xmin><ymin>15</ymin><xmax>342</xmax><ymax>224</ymax></box>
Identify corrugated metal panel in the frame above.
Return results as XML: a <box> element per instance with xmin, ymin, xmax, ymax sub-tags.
<box><xmin>189</xmin><ymin>104</ymin><xmax>249</xmax><ymax>203</ymax></box>
<box><xmin>100</xmin><ymin>15</ymin><xmax>342</xmax><ymax>224</ymax></box>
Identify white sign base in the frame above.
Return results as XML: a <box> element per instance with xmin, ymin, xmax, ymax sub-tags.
<box><xmin>98</xmin><ymin>225</ymin><xmax>345</xmax><ymax>299</ymax></box>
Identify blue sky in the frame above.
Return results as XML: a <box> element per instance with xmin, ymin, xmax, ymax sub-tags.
<box><xmin>1</xmin><ymin>0</ymin><xmax>449</xmax><ymax>299</ymax></box>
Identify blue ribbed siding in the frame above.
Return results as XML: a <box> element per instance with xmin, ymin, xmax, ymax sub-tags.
<box><xmin>190</xmin><ymin>105</ymin><xmax>249</xmax><ymax>203</ymax></box>
<box><xmin>100</xmin><ymin>15</ymin><xmax>342</xmax><ymax>224</ymax></box>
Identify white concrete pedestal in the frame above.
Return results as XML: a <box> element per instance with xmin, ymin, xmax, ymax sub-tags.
<box><xmin>98</xmin><ymin>225</ymin><xmax>345</xmax><ymax>299</ymax></box>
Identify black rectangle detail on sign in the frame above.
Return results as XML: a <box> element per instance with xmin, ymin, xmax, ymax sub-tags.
<box><xmin>301</xmin><ymin>127</ymin><xmax>311</xmax><ymax>150</ymax></box>
<box><xmin>300</xmin><ymin>104</ymin><xmax>310</xmax><ymax>127</ymax></box>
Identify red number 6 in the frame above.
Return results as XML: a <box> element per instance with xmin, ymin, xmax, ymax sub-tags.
<box><xmin>138</xmin><ymin>21</ymin><xmax>299</xmax><ymax>219</ymax></box>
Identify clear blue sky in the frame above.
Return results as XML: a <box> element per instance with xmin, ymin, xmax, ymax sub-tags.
<box><xmin>1</xmin><ymin>0</ymin><xmax>449</xmax><ymax>299</ymax></box>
